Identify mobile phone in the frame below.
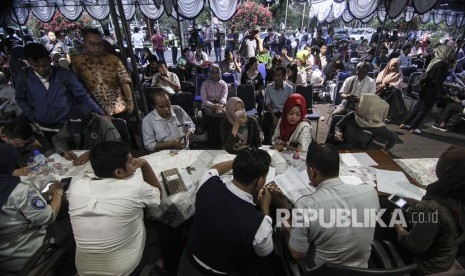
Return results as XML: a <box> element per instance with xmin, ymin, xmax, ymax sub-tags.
<box><xmin>388</xmin><ymin>194</ymin><xmax>409</xmax><ymax>210</ymax></box>
<box><xmin>61</xmin><ymin>177</ymin><xmax>72</xmax><ymax>191</ymax></box>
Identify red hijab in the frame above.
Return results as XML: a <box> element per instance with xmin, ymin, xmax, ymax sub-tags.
<box><xmin>279</xmin><ymin>94</ymin><xmax>307</xmax><ymax>142</ymax></box>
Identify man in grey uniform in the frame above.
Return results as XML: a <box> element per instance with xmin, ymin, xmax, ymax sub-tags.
<box><xmin>0</xmin><ymin>143</ymin><xmax>64</xmax><ymax>274</ymax></box>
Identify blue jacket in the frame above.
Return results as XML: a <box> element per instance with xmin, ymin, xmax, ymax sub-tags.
<box><xmin>15</xmin><ymin>66</ymin><xmax>104</xmax><ymax>128</ymax></box>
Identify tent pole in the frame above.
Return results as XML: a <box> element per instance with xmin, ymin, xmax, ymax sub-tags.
<box><xmin>284</xmin><ymin>0</ymin><xmax>288</xmax><ymax>30</ymax></box>
<box><xmin>375</xmin><ymin>0</ymin><xmax>392</xmax><ymax>59</ymax></box>
<box><xmin>108</xmin><ymin>2</ymin><xmax>126</xmax><ymax>58</ymax></box>
<box><xmin>301</xmin><ymin>1</ymin><xmax>306</xmax><ymax>29</ymax></box>
<box><xmin>176</xmin><ymin>3</ymin><xmax>184</xmax><ymax>51</ymax></box>
<box><xmin>109</xmin><ymin>0</ymin><xmax>147</xmax><ymax>115</ymax></box>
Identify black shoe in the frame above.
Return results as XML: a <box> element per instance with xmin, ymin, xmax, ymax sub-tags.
<box><xmin>432</xmin><ymin>123</ymin><xmax>449</xmax><ymax>132</ymax></box>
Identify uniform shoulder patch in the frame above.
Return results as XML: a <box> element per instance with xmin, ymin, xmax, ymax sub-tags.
<box><xmin>31</xmin><ymin>196</ymin><xmax>46</xmax><ymax>210</ymax></box>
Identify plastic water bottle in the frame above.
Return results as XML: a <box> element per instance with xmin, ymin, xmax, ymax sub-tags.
<box><xmin>33</xmin><ymin>150</ymin><xmax>47</xmax><ymax>165</ymax></box>
<box><xmin>293</xmin><ymin>148</ymin><xmax>300</xmax><ymax>160</ymax></box>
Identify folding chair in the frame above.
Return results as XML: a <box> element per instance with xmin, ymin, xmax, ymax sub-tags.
<box><xmin>112</xmin><ymin>118</ymin><xmax>131</xmax><ymax>146</ymax></box>
<box><xmin>295</xmin><ymin>85</ymin><xmax>321</xmax><ymax>139</ymax></box>
<box><xmin>237</xmin><ymin>84</ymin><xmax>257</xmax><ymax>116</ymax></box>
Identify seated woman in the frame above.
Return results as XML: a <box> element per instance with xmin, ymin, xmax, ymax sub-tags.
<box><xmin>375</xmin><ymin>58</ymin><xmax>408</xmax><ymax>120</ymax></box>
<box><xmin>286</xmin><ymin>64</ymin><xmax>298</xmax><ymax>91</ymax></box>
<box><xmin>220</xmin><ymin>97</ymin><xmax>261</xmax><ymax>154</ymax></box>
<box><xmin>333</xmin><ymin>93</ymin><xmax>398</xmax><ymax>150</ymax></box>
<box><xmin>394</xmin><ymin>146</ymin><xmax>465</xmax><ymax>275</ymax></box>
<box><xmin>201</xmin><ymin>65</ymin><xmax>228</xmax><ymax>144</ymax></box>
<box><xmin>271</xmin><ymin>94</ymin><xmax>313</xmax><ymax>152</ymax></box>
<box><xmin>323</xmin><ymin>53</ymin><xmax>345</xmax><ymax>82</ymax></box>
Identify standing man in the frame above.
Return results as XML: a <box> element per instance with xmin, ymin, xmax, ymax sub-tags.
<box><xmin>151</xmin><ymin>29</ymin><xmax>165</xmax><ymax>62</ymax></box>
<box><xmin>142</xmin><ymin>88</ymin><xmax>195</xmax><ymax>151</ymax></box>
<box><xmin>72</xmin><ymin>28</ymin><xmax>134</xmax><ymax>118</ymax></box>
<box><xmin>15</xmin><ymin>43</ymin><xmax>104</xmax><ymax>143</ymax></box>
<box><xmin>170</xmin><ymin>29</ymin><xmax>179</xmax><ymax>65</ymax></box>
<box><xmin>287</xmin><ymin>144</ymin><xmax>379</xmax><ymax>267</ymax></box>
<box><xmin>45</xmin><ymin>31</ymin><xmax>71</xmax><ymax>64</ymax></box>
<box><xmin>131</xmin><ymin>27</ymin><xmax>145</xmax><ymax>65</ymax></box>
<box><xmin>239</xmin><ymin>26</ymin><xmax>263</xmax><ymax>64</ymax></box>
<box><xmin>226</xmin><ymin>27</ymin><xmax>238</xmax><ymax>53</ymax></box>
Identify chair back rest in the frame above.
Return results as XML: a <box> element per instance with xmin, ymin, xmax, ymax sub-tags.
<box><xmin>237</xmin><ymin>84</ymin><xmax>255</xmax><ymax>111</ymax></box>
<box><xmin>295</xmin><ymin>84</ymin><xmax>313</xmax><ymax>114</ymax></box>
<box><xmin>112</xmin><ymin>118</ymin><xmax>131</xmax><ymax>146</ymax></box>
<box><xmin>257</xmin><ymin>63</ymin><xmax>267</xmax><ymax>85</ymax></box>
<box><xmin>180</xmin><ymin>81</ymin><xmax>195</xmax><ymax>96</ymax></box>
<box><xmin>335</xmin><ymin>81</ymin><xmax>344</xmax><ymax>106</ymax></box>
<box><xmin>195</xmin><ymin>74</ymin><xmax>207</xmax><ymax>95</ymax></box>
<box><xmin>222</xmin><ymin>73</ymin><xmax>236</xmax><ymax>85</ymax></box>
<box><xmin>406</xmin><ymin>71</ymin><xmax>422</xmax><ymax>96</ymax></box>
<box><xmin>336</xmin><ymin>71</ymin><xmax>351</xmax><ymax>83</ymax></box>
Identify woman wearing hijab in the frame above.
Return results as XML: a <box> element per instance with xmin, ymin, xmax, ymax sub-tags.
<box><xmin>401</xmin><ymin>45</ymin><xmax>456</xmax><ymax>134</ymax></box>
<box><xmin>323</xmin><ymin>53</ymin><xmax>346</xmax><ymax>82</ymax></box>
<box><xmin>272</xmin><ymin>94</ymin><xmax>313</xmax><ymax>152</ymax></box>
<box><xmin>333</xmin><ymin>93</ymin><xmax>398</xmax><ymax>150</ymax></box>
<box><xmin>0</xmin><ymin>143</ymin><xmax>63</xmax><ymax>273</ymax></box>
<box><xmin>394</xmin><ymin>145</ymin><xmax>465</xmax><ymax>275</ymax></box>
<box><xmin>201</xmin><ymin>65</ymin><xmax>229</xmax><ymax>144</ymax></box>
<box><xmin>375</xmin><ymin>58</ymin><xmax>408</xmax><ymax>120</ymax></box>
<box><xmin>220</xmin><ymin>97</ymin><xmax>261</xmax><ymax>154</ymax></box>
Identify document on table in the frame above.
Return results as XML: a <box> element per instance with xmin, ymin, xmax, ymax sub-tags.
<box><xmin>340</xmin><ymin>153</ymin><xmax>379</xmax><ymax>167</ymax></box>
<box><xmin>376</xmin><ymin>169</ymin><xmax>426</xmax><ymax>201</ymax></box>
<box><xmin>265</xmin><ymin>167</ymin><xmax>276</xmax><ymax>184</ymax></box>
<box><xmin>274</xmin><ymin>166</ymin><xmax>316</xmax><ymax>204</ymax></box>
<box><xmin>340</xmin><ymin>175</ymin><xmax>365</xmax><ymax>185</ymax></box>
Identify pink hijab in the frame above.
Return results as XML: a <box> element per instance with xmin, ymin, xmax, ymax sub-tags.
<box><xmin>376</xmin><ymin>58</ymin><xmax>406</xmax><ymax>90</ymax></box>
<box><xmin>225</xmin><ymin>97</ymin><xmax>244</xmax><ymax>125</ymax></box>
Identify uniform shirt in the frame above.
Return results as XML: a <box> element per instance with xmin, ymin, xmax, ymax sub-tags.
<box><xmin>68</xmin><ymin>175</ymin><xmax>160</xmax><ymax>276</ymax></box>
<box><xmin>45</xmin><ymin>40</ymin><xmax>69</xmax><ymax>58</ymax></box>
<box><xmin>264</xmin><ymin>82</ymin><xmax>294</xmax><ymax>113</ymax></box>
<box><xmin>141</xmin><ymin>105</ymin><xmax>195</xmax><ymax>151</ymax></box>
<box><xmin>289</xmin><ymin>177</ymin><xmax>379</xmax><ymax>268</ymax></box>
<box><xmin>72</xmin><ymin>53</ymin><xmax>132</xmax><ymax>115</ymax></box>
<box><xmin>0</xmin><ymin>182</ymin><xmax>55</xmax><ymax>273</ymax></box>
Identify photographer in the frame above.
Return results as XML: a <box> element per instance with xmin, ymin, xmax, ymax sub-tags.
<box><xmin>331</xmin><ymin>61</ymin><xmax>376</xmax><ymax>117</ymax></box>
<box><xmin>151</xmin><ymin>61</ymin><xmax>181</xmax><ymax>95</ymax></box>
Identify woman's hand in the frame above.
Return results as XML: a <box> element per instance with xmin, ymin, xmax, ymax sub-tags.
<box><xmin>334</xmin><ymin>131</ymin><xmax>344</xmax><ymax>142</ymax></box>
<box><xmin>234</xmin><ymin>113</ymin><xmax>247</xmax><ymax>126</ymax></box>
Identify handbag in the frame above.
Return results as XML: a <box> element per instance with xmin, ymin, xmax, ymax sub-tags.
<box><xmin>412</xmin><ymin>71</ymin><xmax>429</xmax><ymax>92</ymax></box>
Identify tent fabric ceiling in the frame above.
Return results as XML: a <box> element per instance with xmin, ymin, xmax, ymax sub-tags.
<box><xmin>304</xmin><ymin>0</ymin><xmax>465</xmax><ymax>26</ymax></box>
<box><xmin>10</xmin><ymin>0</ymin><xmax>239</xmax><ymax>24</ymax></box>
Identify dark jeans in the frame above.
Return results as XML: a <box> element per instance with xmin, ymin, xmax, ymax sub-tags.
<box><xmin>402</xmin><ymin>98</ymin><xmax>435</xmax><ymax>129</ymax></box>
<box><xmin>440</xmin><ymin>102</ymin><xmax>463</xmax><ymax>123</ymax></box>
<box><xmin>262</xmin><ymin>111</ymin><xmax>281</xmax><ymax>145</ymax></box>
<box><xmin>204</xmin><ymin>42</ymin><xmax>212</xmax><ymax>55</ymax></box>
<box><xmin>171</xmin><ymin>46</ymin><xmax>178</xmax><ymax>65</ymax></box>
<box><xmin>155</xmin><ymin>49</ymin><xmax>165</xmax><ymax>62</ymax></box>
<box><xmin>256</xmin><ymin>92</ymin><xmax>264</xmax><ymax>116</ymax></box>
<box><xmin>134</xmin><ymin>48</ymin><xmax>144</xmax><ymax>65</ymax></box>
<box><xmin>214</xmin><ymin>47</ymin><xmax>221</xmax><ymax>63</ymax></box>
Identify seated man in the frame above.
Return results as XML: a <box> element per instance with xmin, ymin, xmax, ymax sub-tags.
<box><xmin>142</xmin><ymin>88</ymin><xmax>195</xmax><ymax>151</ymax></box>
<box><xmin>67</xmin><ymin>141</ymin><xmax>162</xmax><ymax>276</ymax></box>
<box><xmin>52</xmin><ymin>104</ymin><xmax>121</xmax><ymax>166</ymax></box>
<box><xmin>151</xmin><ymin>60</ymin><xmax>181</xmax><ymax>95</ymax></box>
<box><xmin>0</xmin><ymin>143</ymin><xmax>64</xmax><ymax>274</ymax></box>
<box><xmin>178</xmin><ymin>148</ymin><xmax>279</xmax><ymax>275</ymax></box>
<box><xmin>262</xmin><ymin>67</ymin><xmax>294</xmax><ymax>145</ymax></box>
<box><xmin>332</xmin><ymin>61</ymin><xmax>376</xmax><ymax>117</ymax></box>
<box><xmin>142</xmin><ymin>55</ymin><xmax>159</xmax><ymax>87</ymax></box>
<box><xmin>288</xmin><ymin>144</ymin><xmax>380</xmax><ymax>267</ymax></box>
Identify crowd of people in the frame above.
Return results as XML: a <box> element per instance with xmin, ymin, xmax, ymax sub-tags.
<box><xmin>0</xmin><ymin>23</ymin><xmax>464</xmax><ymax>276</ymax></box>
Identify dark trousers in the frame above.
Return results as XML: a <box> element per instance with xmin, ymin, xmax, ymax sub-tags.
<box><xmin>440</xmin><ymin>102</ymin><xmax>463</xmax><ymax>123</ymax></box>
<box><xmin>135</xmin><ymin>48</ymin><xmax>144</xmax><ymax>65</ymax></box>
<box><xmin>172</xmin><ymin>46</ymin><xmax>178</xmax><ymax>65</ymax></box>
<box><xmin>402</xmin><ymin>98</ymin><xmax>435</xmax><ymax>129</ymax></box>
<box><xmin>262</xmin><ymin>111</ymin><xmax>281</xmax><ymax>145</ymax></box>
<box><xmin>156</xmin><ymin>49</ymin><xmax>165</xmax><ymax>62</ymax></box>
<box><xmin>204</xmin><ymin>42</ymin><xmax>212</xmax><ymax>55</ymax></box>
<box><xmin>256</xmin><ymin>92</ymin><xmax>265</xmax><ymax>116</ymax></box>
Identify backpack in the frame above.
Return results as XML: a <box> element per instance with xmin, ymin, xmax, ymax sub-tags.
<box><xmin>411</xmin><ymin>71</ymin><xmax>429</xmax><ymax>92</ymax></box>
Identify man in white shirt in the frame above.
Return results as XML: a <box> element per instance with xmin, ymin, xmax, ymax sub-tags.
<box><xmin>332</xmin><ymin>61</ymin><xmax>376</xmax><ymax>116</ymax></box>
<box><xmin>142</xmin><ymin>88</ymin><xmax>195</xmax><ymax>151</ymax></box>
<box><xmin>287</xmin><ymin>144</ymin><xmax>379</xmax><ymax>268</ymax></box>
<box><xmin>131</xmin><ymin>27</ymin><xmax>145</xmax><ymax>65</ymax></box>
<box><xmin>151</xmin><ymin>61</ymin><xmax>181</xmax><ymax>95</ymax></box>
<box><xmin>67</xmin><ymin>141</ymin><xmax>163</xmax><ymax>276</ymax></box>
<box><xmin>398</xmin><ymin>44</ymin><xmax>412</xmax><ymax>68</ymax></box>
<box><xmin>178</xmin><ymin>148</ymin><xmax>281</xmax><ymax>275</ymax></box>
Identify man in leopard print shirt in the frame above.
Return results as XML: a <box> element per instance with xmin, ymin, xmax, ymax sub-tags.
<box><xmin>72</xmin><ymin>28</ymin><xmax>134</xmax><ymax>117</ymax></box>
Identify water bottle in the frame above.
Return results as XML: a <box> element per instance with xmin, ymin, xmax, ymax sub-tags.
<box><xmin>33</xmin><ymin>150</ymin><xmax>47</xmax><ymax>165</ymax></box>
<box><xmin>293</xmin><ymin>148</ymin><xmax>300</xmax><ymax>160</ymax></box>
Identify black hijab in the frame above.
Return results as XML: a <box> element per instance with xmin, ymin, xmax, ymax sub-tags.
<box><xmin>324</xmin><ymin>53</ymin><xmax>345</xmax><ymax>81</ymax></box>
<box><xmin>0</xmin><ymin>143</ymin><xmax>20</xmax><ymax>206</ymax></box>
<box><xmin>424</xmin><ymin>145</ymin><xmax>465</xmax><ymax>243</ymax></box>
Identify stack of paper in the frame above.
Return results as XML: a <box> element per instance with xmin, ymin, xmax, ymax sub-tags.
<box><xmin>376</xmin><ymin>169</ymin><xmax>426</xmax><ymax>201</ymax></box>
<box><xmin>340</xmin><ymin>153</ymin><xmax>379</xmax><ymax>167</ymax></box>
<box><xmin>267</xmin><ymin>149</ymin><xmax>288</xmax><ymax>174</ymax></box>
<box><xmin>274</xmin><ymin>166</ymin><xmax>316</xmax><ymax>204</ymax></box>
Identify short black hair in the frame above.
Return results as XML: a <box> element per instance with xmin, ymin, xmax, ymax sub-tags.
<box><xmin>275</xmin><ymin>66</ymin><xmax>287</xmax><ymax>76</ymax></box>
<box><xmin>2</xmin><ymin>121</ymin><xmax>34</xmax><ymax>141</ymax></box>
<box><xmin>134</xmin><ymin>27</ymin><xmax>139</xmax><ymax>33</ymax></box>
<box><xmin>157</xmin><ymin>60</ymin><xmax>168</xmax><ymax>68</ymax></box>
<box><xmin>149</xmin><ymin>87</ymin><xmax>170</xmax><ymax>105</ymax></box>
<box><xmin>90</xmin><ymin>141</ymin><xmax>131</xmax><ymax>178</ymax></box>
<box><xmin>306</xmin><ymin>144</ymin><xmax>339</xmax><ymax>178</ymax></box>
<box><xmin>24</xmin><ymin>43</ymin><xmax>50</xmax><ymax>61</ymax></box>
<box><xmin>232</xmin><ymin>148</ymin><xmax>271</xmax><ymax>186</ymax></box>
<box><xmin>147</xmin><ymin>54</ymin><xmax>158</xmax><ymax>63</ymax></box>
<box><xmin>82</xmin><ymin>28</ymin><xmax>102</xmax><ymax>39</ymax></box>
<box><xmin>402</xmin><ymin>44</ymin><xmax>412</xmax><ymax>51</ymax></box>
